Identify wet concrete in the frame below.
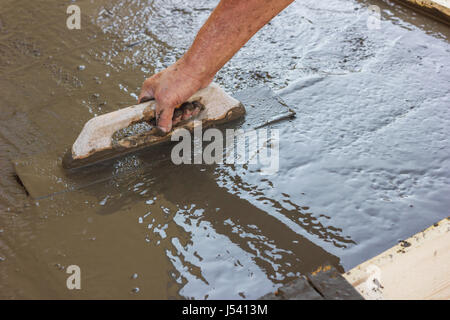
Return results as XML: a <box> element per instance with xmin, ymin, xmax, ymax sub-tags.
<box><xmin>0</xmin><ymin>0</ymin><xmax>449</xmax><ymax>299</ymax></box>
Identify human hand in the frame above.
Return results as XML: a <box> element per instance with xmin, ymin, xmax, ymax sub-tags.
<box><xmin>138</xmin><ymin>58</ymin><xmax>213</xmax><ymax>133</ymax></box>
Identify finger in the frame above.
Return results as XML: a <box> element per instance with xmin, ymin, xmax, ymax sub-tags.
<box><xmin>181</xmin><ymin>101</ymin><xmax>204</xmax><ymax>120</ymax></box>
<box><xmin>172</xmin><ymin>108</ymin><xmax>183</xmax><ymax>126</ymax></box>
<box><xmin>156</xmin><ymin>106</ymin><xmax>175</xmax><ymax>133</ymax></box>
<box><xmin>181</xmin><ymin>102</ymin><xmax>195</xmax><ymax>120</ymax></box>
<box><xmin>192</xmin><ymin>101</ymin><xmax>205</xmax><ymax>112</ymax></box>
<box><xmin>139</xmin><ymin>95</ymin><xmax>154</xmax><ymax>103</ymax></box>
<box><xmin>190</xmin><ymin>101</ymin><xmax>203</xmax><ymax>117</ymax></box>
<box><xmin>138</xmin><ymin>85</ymin><xmax>154</xmax><ymax>104</ymax></box>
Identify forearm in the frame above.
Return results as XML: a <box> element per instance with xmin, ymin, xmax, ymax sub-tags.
<box><xmin>139</xmin><ymin>0</ymin><xmax>294</xmax><ymax>132</ymax></box>
<box><xmin>181</xmin><ymin>0</ymin><xmax>294</xmax><ymax>82</ymax></box>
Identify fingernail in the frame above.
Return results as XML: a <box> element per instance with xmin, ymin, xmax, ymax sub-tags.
<box><xmin>139</xmin><ymin>96</ymin><xmax>153</xmax><ymax>103</ymax></box>
<box><xmin>154</xmin><ymin>126</ymin><xmax>169</xmax><ymax>136</ymax></box>
<box><xmin>158</xmin><ymin>125</ymin><xmax>170</xmax><ymax>133</ymax></box>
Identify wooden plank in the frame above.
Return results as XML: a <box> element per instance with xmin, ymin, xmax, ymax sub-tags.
<box><xmin>13</xmin><ymin>86</ymin><xmax>295</xmax><ymax>199</ymax></box>
<box><xmin>393</xmin><ymin>0</ymin><xmax>450</xmax><ymax>25</ymax></box>
<box><xmin>344</xmin><ymin>217</ymin><xmax>450</xmax><ymax>300</ymax></box>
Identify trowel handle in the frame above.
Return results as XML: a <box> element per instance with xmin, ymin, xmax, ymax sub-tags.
<box><xmin>71</xmin><ymin>83</ymin><xmax>237</xmax><ymax>160</ymax></box>
<box><xmin>71</xmin><ymin>101</ymin><xmax>156</xmax><ymax>160</ymax></box>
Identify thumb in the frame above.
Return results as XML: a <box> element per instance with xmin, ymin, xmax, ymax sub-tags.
<box><xmin>138</xmin><ymin>90</ymin><xmax>154</xmax><ymax>104</ymax></box>
<box><xmin>138</xmin><ymin>83</ymin><xmax>154</xmax><ymax>104</ymax></box>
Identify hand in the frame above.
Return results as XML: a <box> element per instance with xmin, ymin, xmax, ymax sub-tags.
<box><xmin>138</xmin><ymin>58</ymin><xmax>213</xmax><ymax>133</ymax></box>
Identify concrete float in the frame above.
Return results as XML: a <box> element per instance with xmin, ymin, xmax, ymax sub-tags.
<box><xmin>64</xmin><ymin>83</ymin><xmax>246</xmax><ymax>169</ymax></box>
<box><xmin>13</xmin><ymin>86</ymin><xmax>295</xmax><ymax>199</ymax></box>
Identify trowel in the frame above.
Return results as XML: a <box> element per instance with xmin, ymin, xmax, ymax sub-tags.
<box><xmin>62</xmin><ymin>83</ymin><xmax>246</xmax><ymax>169</ymax></box>
<box><xmin>13</xmin><ymin>85</ymin><xmax>295</xmax><ymax>199</ymax></box>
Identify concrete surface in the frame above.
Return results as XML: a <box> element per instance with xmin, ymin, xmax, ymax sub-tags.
<box><xmin>1</xmin><ymin>0</ymin><xmax>449</xmax><ymax>299</ymax></box>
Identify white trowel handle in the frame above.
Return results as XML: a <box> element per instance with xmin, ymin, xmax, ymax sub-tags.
<box><xmin>72</xmin><ymin>100</ymin><xmax>156</xmax><ymax>160</ymax></box>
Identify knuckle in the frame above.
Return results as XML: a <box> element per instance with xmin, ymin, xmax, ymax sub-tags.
<box><xmin>155</xmin><ymin>93</ymin><xmax>176</xmax><ymax>109</ymax></box>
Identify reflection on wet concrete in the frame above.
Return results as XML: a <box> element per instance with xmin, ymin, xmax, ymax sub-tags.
<box><xmin>0</xmin><ymin>0</ymin><xmax>449</xmax><ymax>298</ymax></box>
<box><xmin>85</xmin><ymin>159</ymin><xmax>342</xmax><ymax>299</ymax></box>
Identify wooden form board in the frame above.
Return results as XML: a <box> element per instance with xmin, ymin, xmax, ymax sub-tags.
<box><xmin>394</xmin><ymin>0</ymin><xmax>450</xmax><ymax>24</ymax></box>
<box><xmin>344</xmin><ymin>217</ymin><xmax>450</xmax><ymax>300</ymax></box>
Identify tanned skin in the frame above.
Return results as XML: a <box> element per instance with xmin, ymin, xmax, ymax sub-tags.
<box><xmin>138</xmin><ymin>0</ymin><xmax>295</xmax><ymax>133</ymax></box>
